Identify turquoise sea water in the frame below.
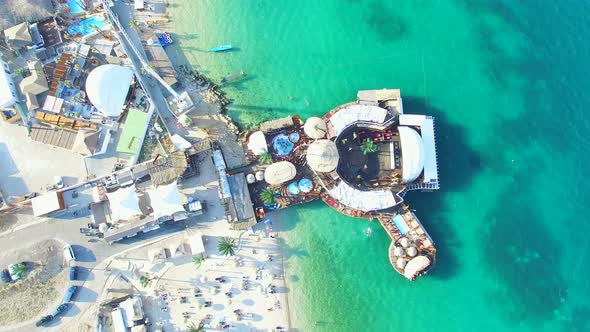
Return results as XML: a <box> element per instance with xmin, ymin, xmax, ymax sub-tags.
<box><xmin>170</xmin><ymin>1</ymin><xmax>590</xmax><ymax>331</ymax></box>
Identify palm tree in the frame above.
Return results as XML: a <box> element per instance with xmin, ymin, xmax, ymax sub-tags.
<box><xmin>260</xmin><ymin>187</ymin><xmax>275</xmax><ymax>204</ymax></box>
<box><xmin>129</xmin><ymin>19</ymin><xmax>140</xmax><ymax>31</ymax></box>
<box><xmin>139</xmin><ymin>274</ymin><xmax>153</xmax><ymax>288</ymax></box>
<box><xmin>11</xmin><ymin>263</ymin><xmax>27</xmax><ymax>279</ymax></box>
<box><xmin>187</xmin><ymin>321</ymin><xmax>205</xmax><ymax>332</ymax></box>
<box><xmin>360</xmin><ymin>140</ymin><xmax>378</xmax><ymax>155</ymax></box>
<box><xmin>258</xmin><ymin>151</ymin><xmax>272</xmax><ymax>165</ymax></box>
<box><xmin>192</xmin><ymin>255</ymin><xmax>204</xmax><ymax>269</ymax></box>
<box><xmin>218</xmin><ymin>237</ymin><xmax>237</xmax><ymax>257</ymax></box>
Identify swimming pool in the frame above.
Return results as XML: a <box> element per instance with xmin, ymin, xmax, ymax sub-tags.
<box><xmin>272</xmin><ymin>133</ymin><xmax>294</xmax><ymax>156</ymax></box>
<box><xmin>67</xmin><ymin>0</ymin><xmax>85</xmax><ymax>15</ymax></box>
<box><xmin>392</xmin><ymin>214</ymin><xmax>410</xmax><ymax>235</ymax></box>
<box><xmin>68</xmin><ymin>16</ymin><xmax>107</xmax><ymax>37</ymax></box>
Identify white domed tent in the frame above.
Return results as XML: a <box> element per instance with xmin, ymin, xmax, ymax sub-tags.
<box><xmin>398</xmin><ymin>126</ymin><xmax>425</xmax><ymax>183</ymax></box>
<box><xmin>106</xmin><ymin>185</ymin><xmax>141</xmax><ymax>222</ymax></box>
<box><xmin>85</xmin><ymin>64</ymin><xmax>133</xmax><ymax>117</ymax></box>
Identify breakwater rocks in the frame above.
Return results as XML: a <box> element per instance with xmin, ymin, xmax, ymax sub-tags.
<box><xmin>177</xmin><ymin>64</ymin><xmax>231</xmax><ymax>110</ymax></box>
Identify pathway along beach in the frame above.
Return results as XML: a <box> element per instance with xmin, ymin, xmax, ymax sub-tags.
<box><xmin>169</xmin><ymin>1</ymin><xmax>590</xmax><ymax>331</ymax></box>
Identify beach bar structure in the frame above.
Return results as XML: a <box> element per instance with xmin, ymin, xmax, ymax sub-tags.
<box><xmin>309</xmin><ymin>89</ymin><xmax>439</xmax><ymax>280</ymax></box>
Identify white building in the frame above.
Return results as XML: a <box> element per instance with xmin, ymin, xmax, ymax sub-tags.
<box><xmin>0</xmin><ymin>57</ymin><xmax>18</xmax><ymax>109</ymax></box>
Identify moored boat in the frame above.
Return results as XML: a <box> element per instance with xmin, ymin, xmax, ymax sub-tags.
<box><xmin>208</xmin><ymin>45</ymin><xmax>233</xmax><ymax>52</ymax></box>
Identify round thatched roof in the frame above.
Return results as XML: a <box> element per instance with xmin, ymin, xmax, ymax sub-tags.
<box><xmin>306</xmin><ymin>139</ymin><xmax>339</xmax><ymax>173</ymax></box>
<box><xmin>264</xmin><ymin>161</ymin><xmax>297</xmax><ymax>185</ymax></box>
<box><xmin>304</xmin><ymin>117</ymin><xmax>327</xmax><ymax>139</ymax></box>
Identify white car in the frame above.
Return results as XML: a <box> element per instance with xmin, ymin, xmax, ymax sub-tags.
<box><xmin>63</xmin><ymin>245</ymin><xmax>76</xmax><ymax>262</ymax></box>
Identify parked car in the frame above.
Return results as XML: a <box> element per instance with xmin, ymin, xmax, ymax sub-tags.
<box><xmin>69</xmin><ymin>266</ymin><xmax>77</xmax><ymax>281</ymax></box>
<box><xmin>63</xmin><ymin>245</ymin><xmax>76</xmax><ymax>262</ymax></box>
<box><xmin>51</xmin><ymin>303</ymin><xmax>69</xmax><ymax>317</ymax></box>
<box><xmin>0</xmin><ymin>269</ymin><xmax>11</xmax><ymax>283</ymax></box>
<box><xmin>63</xmin><ymin>286</ymin><xmax>78</xmax><ymax>302</ymax></box>
<box><xmin>35</xmin><ymin>315</ymin><xmax>53</xmax><ymax>327</ymax></box>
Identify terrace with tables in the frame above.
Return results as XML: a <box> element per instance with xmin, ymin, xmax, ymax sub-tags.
<box><xmin>312</xmin><ymin>89</ymin><xmax>439</xmax><ymax>280</ymax></box>
<box><xmin>241</xmin><ymin>116</ymin><xmax>322</xmax><ymax>219</ymax></box>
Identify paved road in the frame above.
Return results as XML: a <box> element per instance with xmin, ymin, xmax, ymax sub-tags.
<box><xmin>0</xmin><ymin>207</ymin><xmax>186</xmax><ymax>331</ymax></box>
<box><xmin>110</xmin><ymin>0</ymin><xmax>186</xmax><ymax>137</ymax></box>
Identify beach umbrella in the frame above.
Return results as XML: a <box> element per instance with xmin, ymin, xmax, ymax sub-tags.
<box><xmin>399</xmin><ymin>237</ymin><xmax>410</xmax><ymax>248</ymax></box>
<box><xmin>396</xmin><ymin>257</ymin><xmax>407</xmax><ymax>269</ymax></box>
<box><xmin>298</xmin><ymin>178</ymin><xmax>313</xmax><ymax>193</ymax></box>
<box><xmin>287</xmin><ymin>182</ymin><xmax>300</xmax><ymax>195</ymax></box>
<box><xmin>304</xmin><ymin>117</ymin><xmax>327</xmax><ymax>139</ymax></box>
<box><xmin>256</xmin><ymin>171</ymin><xmax>265</xmax><ymax>181</ymax></box>
<box><xmin>407</xmin><ymin>246</ymin><xmax>418</xmax><ymax>257</ymax></box>
<box><xmin>246</xmin><ymin>174</ymin><xmax>256</xmax><ymax>184</ymax></box>
<box><xmin>306</xmin><ymin>139</ymin><xmax>339</xmax><ymax>173</ymax></box>
<box><xmin>393</xmin><ymin>246</ymin><xmax>404</xmax><ymax>256</ymax></box>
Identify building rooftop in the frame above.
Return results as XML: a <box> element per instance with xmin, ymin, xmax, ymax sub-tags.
<box><xmin>4</xmin><ymin>22</ymin><xmax>32</xmax><ymax>48</ymax></box>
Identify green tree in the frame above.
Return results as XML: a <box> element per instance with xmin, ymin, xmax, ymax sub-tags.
<box><xmin>139</xmin><ymin>274</ymin><xmax>153</xmax><ymax>288</ymax></box>
<box><xmin>186</xmin><ymin>321</ymin><xmax>205</xmax><ymax>332</ymax></box>
<box><xmin>258</xmin><ymin>151</ymin><xmax>272</xmax><ymax>165</ymax></box>
<box><xmin>192</xmin><ymin>255</ymin><xmax>204</xmax><ymax>269</ymax></box>
<box><xmin>129</xmin><ymin>19</ymin><xmax>140</xmax><ymax>30</ymax></box>
<box><xmin>360</xmin><ymin>140</ymin><xmax>378</xmax><ymax>155</ymax></box>
<box><xmin>260</xmin><ymin>187</ymin><xmax>275</xmax><ymax>204</ymax></box>
<box><xmin>218</xmin><ymin>237</ymin><xmax>237</xmax><ymax>257</ymax></box>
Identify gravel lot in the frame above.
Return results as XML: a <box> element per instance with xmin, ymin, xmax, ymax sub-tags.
<box><xmin>0</xmin><ymin>240</ymin><xmax>68</xmax><ymax>326</ymax></box>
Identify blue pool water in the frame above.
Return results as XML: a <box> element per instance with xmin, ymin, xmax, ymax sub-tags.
<box><xmin>68</xmin><ymin>16</ymin><xmax>107</xmax><ymax>37</ymax></box>
<box><xmin>392</xmin><ymin>214</ymin><xmax>410</xmax><ymax>235</ymax></box>
<box><xmin>67</xmin><ymin>0</ymin><xmax>85</xmax><ymax>14</ymax></box>
<box><xmin>271</xmin><ymin>133</ymin><xmax>294</xmax><ymax>156</ymax></box>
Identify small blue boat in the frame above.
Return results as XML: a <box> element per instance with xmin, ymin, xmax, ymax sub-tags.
<box><xmin>208</xmin><ymin>45</ymin><xmax>233</xmax><ymax>52</ymax></box>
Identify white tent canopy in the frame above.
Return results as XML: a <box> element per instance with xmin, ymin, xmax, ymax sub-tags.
<box><xmin>403</xmin><ymin>255</ymin><xmax>431</xmax><ymax>279</ymax></box>
<box><xmin>399</xmin><ymin>115</ymin><xmax>439</xmax><ymax>185</ymax></box>
<box><xmin>264</xmin><ymin>161</ymin><xmax>296</xmax><ymax>185</ymax></box>
<box><xmin>247</xmin><ymin>131</ymin><xmax>268</xmax><ymax>155</ymax></box>
<box><xmin>306</xmin><ymin>139</ymin><xmax>339</xmax><ymax>173</ymax></box>
<box><xmin>86</xmin><ymin>64</ymin><xmax>133</xmax><ymax>117</ymax></box>
<box><xmin>398</xmin><ymin>126</ymin><xmax>425</xmax><ymax>183</ymax></box>
<box><xmin>147</xmin><ymin>181</ymin><xmax>185</xmax><ymax>220</ymax></box>
<box><xmin>106</xmin><ymin>185</ymin><xmax>141</xmax><ymax>222</ymax></box>
<box><xmin>328</xmin><ymin>181</ymin><xmax>397</xmax><ymax>212</ymax></box>
<box><xmin>304</xmin><ymin>117</ymin><xmax>327</xmax><ymax>139</ymax></box>
<box><xmin>329</xmin><ymin>104</ymin><xmax>388</xmax><ymax>136</ymax></box>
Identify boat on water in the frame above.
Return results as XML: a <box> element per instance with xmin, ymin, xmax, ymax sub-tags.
<box><xmin>208</xmin><ymin>45</ymin><xmax>233</xmax><ymax>52</ymax></box>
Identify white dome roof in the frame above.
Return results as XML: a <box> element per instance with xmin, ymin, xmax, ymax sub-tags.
<box><xmin>398</xmin><ymin>126</ymin><xmax>425</xmax><ymax>183</ymax></box>
<box><xmin>86</xmin><ymin>64</ymin><xmax>133</xmax><ymax>117</ymax></box>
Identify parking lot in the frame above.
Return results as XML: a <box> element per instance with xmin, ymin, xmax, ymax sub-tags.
<box><xmin>0</xmin><ymin>121</ymin><xmax>87</xmax><ymax>197</ymax></box>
